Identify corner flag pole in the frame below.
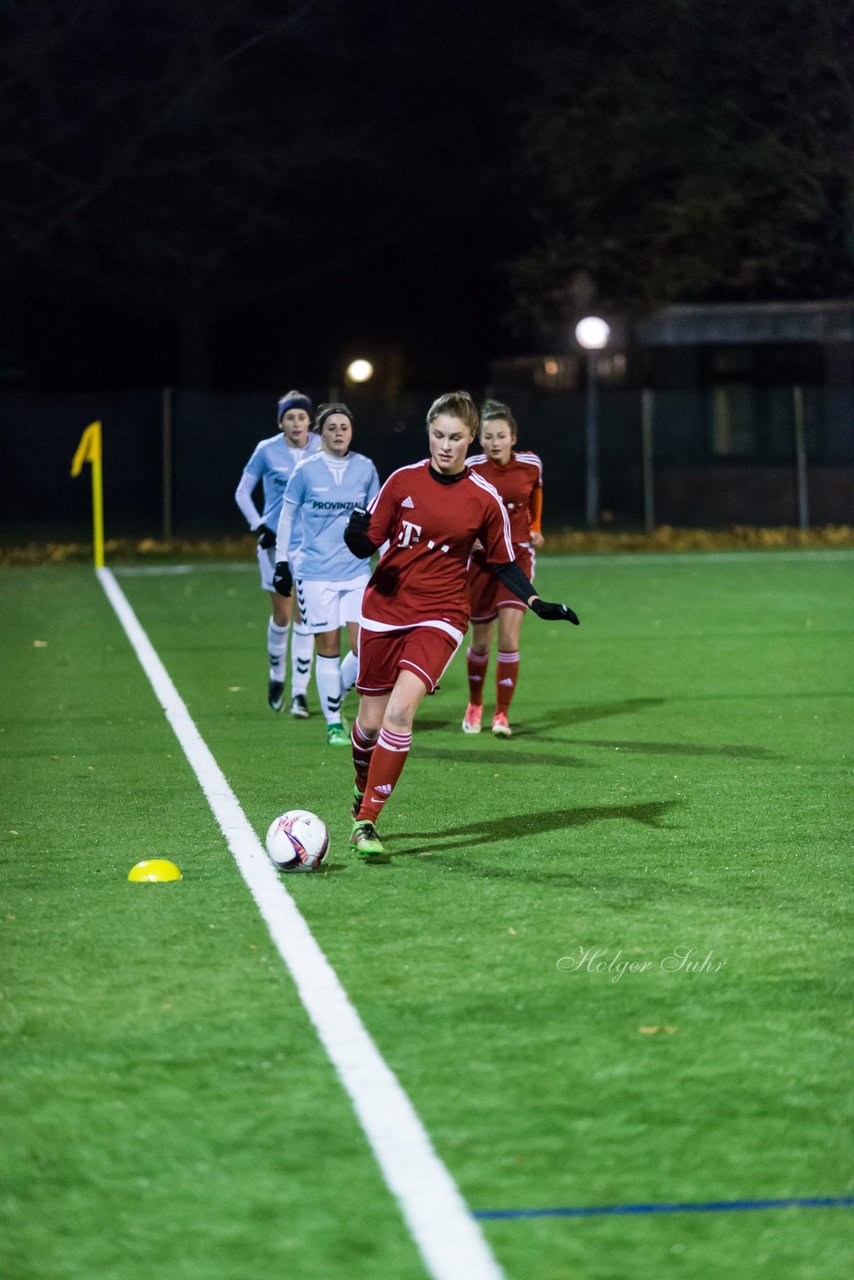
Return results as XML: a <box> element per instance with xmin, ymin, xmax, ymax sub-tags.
<box><xmin>70</xmin><ymin>420</ymin><xmax>105</xmax><ymax>568</ymax></box>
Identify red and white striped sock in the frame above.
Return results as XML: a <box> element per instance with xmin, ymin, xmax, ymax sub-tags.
<box><xmin>358</xmin><ymin>727</ymin><xmax>412</xmax><ymax>822</ymax></box>
<box><xmin>351</xmin><ymin>718</ymin><xmax>379</xmax><ymax>795</ymax></box>
<box><xmin>466</xmin><ymin>648</ymin><xmax>489</xmax><ymax>706</ymax></box>
<box><xmin>495</xmin><ymin>650</ymin><xmax>520</xmax><ymax>715</ymax></box>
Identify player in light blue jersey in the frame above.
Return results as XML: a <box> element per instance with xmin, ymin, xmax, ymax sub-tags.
<box><xmin>273</xmin><ymin>403</ymin><xmax>380</xmax><ymax>746</ymax></box>
<box><xmin>235</xmin><ymin>390</ymin><xmax>322</xmax><ymax>716</ymax></box>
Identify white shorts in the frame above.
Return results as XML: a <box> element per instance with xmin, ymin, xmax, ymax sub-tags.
<box><xmin>295</xmin><ymin>577</ymin><xmax>369</xmax><ymax>634</ymax></box>
<box><xmin>257</xmin><ymin>545</ymin><xmax>277</xmax><ymax>592</ymax></box>
<box><xmin>257</xmin><ymin>548</ymin><xmax>305</xmax><ymax>623</ymax></box>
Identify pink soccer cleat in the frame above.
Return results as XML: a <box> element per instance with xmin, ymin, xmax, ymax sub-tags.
<box><xmin>492</xmin><ymin>712</ymin><xmax>512</xmax><ymax>738</ymax></box>
<box><xmin>461</xmin><ymin>703</ymin><xmax>483</xmax><ymax>734</ymax></box>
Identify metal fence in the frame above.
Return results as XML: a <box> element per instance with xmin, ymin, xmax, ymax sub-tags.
<box><xmin>1</xmin><ymin>384</ymin><xmax>852</xmax><ymax>544</ymax></box>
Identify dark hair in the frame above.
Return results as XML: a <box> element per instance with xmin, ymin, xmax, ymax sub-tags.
<box><xmin>314</xmin><ymin>402</ymin><xmax>354</xmax><ymax>432</ymax></box>
<box><xmin>480</xmin><ymin>398</ymin><xmax>518</xmax><ymax>437</ymax></box>
<box><xmin>426</xmin><ymin>390</ymin><xmax>479</xmax><ymax>436</ymax></box>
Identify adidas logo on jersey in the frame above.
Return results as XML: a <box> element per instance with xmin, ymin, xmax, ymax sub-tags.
<box><xmin>401</xmin><ymin>495</ymin><xmax>415</xmax><ymax>508</ymax></box>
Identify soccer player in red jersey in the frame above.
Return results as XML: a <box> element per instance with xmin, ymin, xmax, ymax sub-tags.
<box><xmin>342</xmin><ymin>391</ymin><xmax>579</xmax><ymax>860</ymax></box>
<box><xmin>462</xmin><ymin>399</ymin><xmax>545</xmax><ymax>738</ymax></box>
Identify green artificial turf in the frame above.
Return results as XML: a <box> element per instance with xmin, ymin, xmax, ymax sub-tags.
<box><xmin>1</xmin><ymin>551</ymin><xmax>852</xmax><ymax>1279</ymax></box>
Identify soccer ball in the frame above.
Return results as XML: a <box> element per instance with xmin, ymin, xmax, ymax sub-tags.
<box><xmin>265</xmin><ymin>809</ymin><xmax>329</xmax><ymax>872</ymax></box>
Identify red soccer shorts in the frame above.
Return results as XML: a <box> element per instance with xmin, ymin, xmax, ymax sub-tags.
<box><xmin>468</xmin><ymin>545</ymin><xmax>534</xmax><ymax>624</ymax></box>
<box><xmin>356</xmin><ymin>625</ymin><xmax>460</xmax><ymax>695</ymax></box>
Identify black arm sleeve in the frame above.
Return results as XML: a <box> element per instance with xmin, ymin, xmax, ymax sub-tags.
<box><xmin>492</xmin><ymin>560</ymin><xmax>535</xmax><ymax>604</ymax></box>
<box><xmin>494</xmin><ymin>561</ymin><xmax>581</xmax><ymax>625</ymax></box>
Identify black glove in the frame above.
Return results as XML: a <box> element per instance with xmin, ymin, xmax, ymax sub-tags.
<box><xmin>530</xmin><ymin>598</ymin><xmax>580</xmax><ymax>625</ymax></box>
<box><xmin>255</xmin><ymin>523</ymin><xmax>276</xmax><ymax>550</ymax></box>
<box><xmin>344</xmin><ymin>507</ymin><xmax>376</xmax><ymax>559</ymax></box>
<box><xmin>272</xmin><ymin>561</ymin><xmax>293</xmax><ymax>596</ymax></box>
<box><xmin>347</xmin><ymin>507</ymin><xmax>371</xmax><ymax>537</ymax></box>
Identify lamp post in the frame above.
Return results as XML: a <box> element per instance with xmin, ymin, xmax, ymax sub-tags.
<box><xmin>345</xmin><ymin>358</ymin><xmax>374</xmax><ymax>385</ymax></box>
<box><xmin>575</xmin><ymin>316</ymin><xmax>610</xmax><ymax>529</ymax></box>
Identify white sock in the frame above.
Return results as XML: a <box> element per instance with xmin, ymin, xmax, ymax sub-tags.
<box><xmin>315</xmin><ymin>655</ymin><xmax>343</xmax><ymax>725</ymax></box>
<box><xmin>291</xmin><ymin>625</ymin><xmax>314</xmax><ymax>696</ymax></box>
<box><xmin>268</xmin><ymin>620</ymin><xmax>289</xmax><ymax>682</ymax></box>
<box><xmin>339</xmin><ymin>648</ymin><xmax>359</xmax><ymax>697</ymax></box>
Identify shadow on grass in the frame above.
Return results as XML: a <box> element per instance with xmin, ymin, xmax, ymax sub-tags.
<box><xmin>391</xmin><ymin>798</ymin><xmax>680</xmax><ymax>859</ymax></box>
<box><xmin>383</xmin><ymin>692</ymin><xmax>781</xmax><ymax>768</ymax></box>
<box><xmin>413</xmin><ymin>695</ymin><xmax>785</xmax><ymax>763</ymax></box>
<box><xmin>417</xmin><ymin>744</ymin><xmax>589</xmax><ymax>769</ymax></box>
<box><xmin>536</xmin><ymin>697</ymin><xmax>666</xmax><ymax>729</ymax></box>
<box><xmin>564</xmin><ymin>739</ymin><xmax>781</xmax><ymax>759</ymax></box>
<box><xmin>417</xmin><ymin>736</ymin><xmax>777</xmax><ymax>765</ymax></box>
<box><xmin>415</xmin><ymin>696</ymin><xmax>665</xmax><ymax>736</ymax></box>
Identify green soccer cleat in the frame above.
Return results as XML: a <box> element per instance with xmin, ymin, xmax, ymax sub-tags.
<box><xmin>349</xmin><ymin>819</ymin><xmax>389</xmax><ymax>862</ymax></box>
<box><xmin>326</xmin><ymin>722</ymin><xmax>348</xmax><ymax>746</ymax></box>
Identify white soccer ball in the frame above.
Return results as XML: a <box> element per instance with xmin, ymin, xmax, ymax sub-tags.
<box><xmin>265</xmin><ymin>809</ymin><xmax>329</xmax><ymax>872</ymax></box>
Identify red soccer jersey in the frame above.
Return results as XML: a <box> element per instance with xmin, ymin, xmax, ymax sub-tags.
<box><xmin>466</xmin><ymin>451</ymin><xmax>543</xmax><ymax>545</ymax></box>
<box><xmin>360</xmin><ymin>460</ymin><xmax>514</xmax><ymax>638</ymax></box>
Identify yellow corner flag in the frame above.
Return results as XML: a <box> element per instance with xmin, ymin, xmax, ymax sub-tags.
<box><xmin>71</xmin><ymin>420</ymin><xmax>105</xmax><ymax>568</ymax></box>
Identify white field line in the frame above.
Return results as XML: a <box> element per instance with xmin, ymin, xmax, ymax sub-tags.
<box><xmin>114</xmin><ymin>547</ymin><xmax>854</xmax><ymax>576</ymax></box>
<box><xmin>116</xmin><ymin>563</ymin><xmax>248</xmax><ymax>575</ymax></box>
<box><xmin>539</xmin><ymin>549</ymin><xmax>854</xmax><ymax>567</ymax></box>
<box><xmin>96</xmin><ymin>567</ymin><xmax>504</xmax><ymax>1280</ymax></box>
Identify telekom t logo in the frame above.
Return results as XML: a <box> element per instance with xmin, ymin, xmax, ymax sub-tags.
<box><xmin>398</xmin><ymin>520</ymin><xmax>422</xmax><ymax>548</ymax></box>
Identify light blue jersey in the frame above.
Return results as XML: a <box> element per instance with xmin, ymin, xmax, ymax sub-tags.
<box><xmin>283</xmin><ymin>451</ymin><xmax>380</xmax><ymax>582</ymax></box>
<box><xmin>235</xmin><ymin>433</ymin><xmax>322</xmax><ymax>549</ymax></box>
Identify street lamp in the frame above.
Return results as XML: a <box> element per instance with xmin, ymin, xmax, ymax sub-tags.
<box><xmin>575</xmin><ymin>316</ymin><xmax>610</xmax><ymax>528</ymax></box>
<box><xmin>345</xmin><ymin>358</ymin><xmax>374</xmax><ymax>384</ymax></box>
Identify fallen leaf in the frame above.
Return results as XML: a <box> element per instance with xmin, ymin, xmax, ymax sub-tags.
<box><xmin>33</xmin><ymin>640</ymin><xmax>48</xmax><ymax>648</ymax></box>
<box><xmin>508</xmin><ymin>927</ymin><xmax>518</xmax><ymax>935</ymax></box>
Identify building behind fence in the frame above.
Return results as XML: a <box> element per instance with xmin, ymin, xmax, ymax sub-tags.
<box><xmin>2</xmin><ymin>302</ymin><xmax>852</xmax><ymax>542</ymax></box>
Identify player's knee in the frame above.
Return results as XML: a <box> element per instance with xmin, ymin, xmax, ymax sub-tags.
<box><xmin>383</xmin><ymin>695</ymin><xmax>417</xmax><ymax>733</ymax></box>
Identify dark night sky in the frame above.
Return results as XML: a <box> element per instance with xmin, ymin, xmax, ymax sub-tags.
<box><xmin>2</xmin><ymin>0</ymin><xmax>546</xmax><ymax>393</ymax></box>
<box><xmin>2</xmin><ymin>0</ymin><xmax>852</xmax><ymax>393</ymax></box>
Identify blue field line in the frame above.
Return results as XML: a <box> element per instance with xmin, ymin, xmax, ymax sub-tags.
<box><xmin>474</xmin><ymin>1195</ymin><xmax>854</xmax><ymax>1221</ymax></box>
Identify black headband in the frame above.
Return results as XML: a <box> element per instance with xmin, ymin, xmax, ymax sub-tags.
<box><xmin>316</xmin><ymin>404</ymin><xmax>353</xmax><ymax>430</ymax></box>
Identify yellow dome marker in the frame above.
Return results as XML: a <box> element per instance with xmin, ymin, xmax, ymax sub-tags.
<box><xmin>128</xmin><ymin>859</ymin><xmax>183</xmax><ymax>883</ymax></box>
